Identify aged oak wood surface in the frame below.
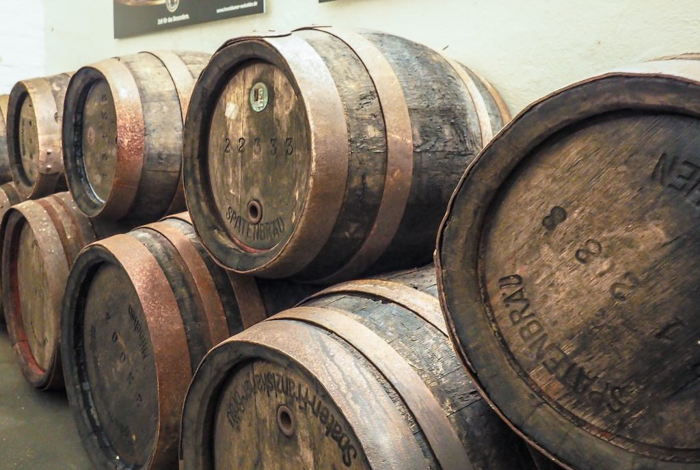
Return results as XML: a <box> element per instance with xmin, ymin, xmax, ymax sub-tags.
<box><xmin>0</xmin><ymin>192</ymin><xmax>124</xmax><ymax>390</ymax></box>
<box><xmin>437</xmin><ymin>57</ymin><xmax>700</xmax><ymax>469</ymax></box>
<box><xmin>0</xmin><ymin>182</ymin><xmax>22</xmax><ymax>322</ymax></box>
<box><xmin>181</xmin><ymin>266</ymin><xmax>537</xmax><ymax>470</ymax></box>
<box><xmin>184</xmin><ymin>27</ymin><xmax>509</xmax><ymax>283</ymax></box>
<box><xmin>62</xmin><ymin>51</ymin><xmax>210</xmax><ymax>221</ymax></box>
<box><xmin>60</xmin><ymin>212</ymin><xmax>314</xmax><ymax>470</ymax></box>
<box><xmin>6</xmin><ymin>73</ymin><xmax>72</xmax><ymax>199</ymax></box>
<box><xmin>0</xmin><ymin>94</ymin><xmax>12</xmax><ymax>183</ymax></box>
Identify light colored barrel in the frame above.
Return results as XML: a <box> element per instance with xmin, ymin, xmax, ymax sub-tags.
<box><xmin>7</xmin><ymin>73</ymin><xmax>72</xmax><ymax>199</ymax></box>
<box><xmin>1</xmin><ymin>192</ymin><xmax>124</xmax><ymax>389</ymax></box>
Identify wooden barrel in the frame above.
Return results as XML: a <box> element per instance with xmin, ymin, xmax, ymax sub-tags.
<box><xmin>0</xmin><ymin>94</ymin><xmax>9</xmax><ymax>117</ymax></box>
<box><xmin>60</xmin><ymin>212</ymin><xmax>314</xmax><ymax>470</ymax></box>
<box><xmin>437</xmin><ymin>56</ymin><xmax>700</xmax><ymax>470</ymax></box>
<box><xmin>0</xmin><ymin>94</ymin><xmax>12</xmax><ymax>183</ymax></box>
<box><xmin>62</xmin><ymin>51</ymin><xmax>211</xmax><ymax>222</ymax></box>
<box><xmin>0</xmin><ymin>192</ymin><xmax>124</xmax><ymax>389</ymax></box>
<box><xmin>7</xmin><ymin>73</ymin><xmax>72</xmax><ymax>199</ymax></box>
<box><xmin>184</xmin><ymin>27</ymin><xmax>510</xmax><ymax>283</ymax></box>
<box><xmin>180</xmin><ymin>266</ymin><xmax>536</xmax><ymax>470</ymax></box>
<box><xmin>0</xmin><ymin>182</ymin><xmax>23</xmax><ymax>324</ymax></box>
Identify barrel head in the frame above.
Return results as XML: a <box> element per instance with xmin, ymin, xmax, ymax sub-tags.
<box><xmin>18</xmin><ymin>94</ymin><xmax>39</xmax><ymax>185</ymax></box>
<box><xmin>212</xmin><ymin>358</ymin><xmax>368</xmax><ymax>469</ymax></box>
<box><xmin>207</xmin><ymin>61</ymin><xmax>311</xmax><ymax>255</ymax></box>
<box><xmin>16</xmin><ymin>221</ymin><xmax>53</xmax><ymax>371</ymax></box>
<box><xmin>80</xmin><ymin>79</ymin><xmax>118</xmax><ymax>203</ymax></box>
<box><xmin>80</xmin><ymin>261</ymin><xmax>158</xmax><ymax>466</ymax></box>
<box><xmin>438</xmin><ymin>70</ymin><xmax>700</xmax><ymax>469</ymax></box>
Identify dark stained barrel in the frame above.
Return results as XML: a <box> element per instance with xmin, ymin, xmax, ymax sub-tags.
<box><xmin>0</xmin><ymin>192</ymin><xmax>125</xmax><ymax>389</ymax></box>
<box><xmin>437</xmin><ymin>56</ymin><xmax>700</xmax><ymax>470</ymax></box>
<box><xmin>60</xmin><ymin>212</ymin><xmax>314</xmax><ymax>470</ymax></box>
<box><xmin>62</xmin><ymin>51</ymin><xmax>210</xmax><ymax>222</ymax></box>
<box><xmin>0</xmin><ymin>182</ymin><xmax>23</xmax><ymax>324</ymax></box>
<box><xmin>180</xmin><ymin>266</ymin><xmax>536</xmax><ymax>470</ymax></box>
<box><xmin>7</xmin><ymin>73</ymin><xmax>72</xmax><ymax>199</ymax></box>
<box><xmin>184</xmin><ymin>27</ymin><xmax>510</xmax><ymax>283</ymax></box>
<box><xmin>0</xmin><ymin>94</ymin><xmax>12</xmax><ymax>183</ymax></box>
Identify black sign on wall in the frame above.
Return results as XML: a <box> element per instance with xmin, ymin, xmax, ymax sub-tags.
<box><xmin>114</xmin><ymin>0</ymin><xmax>265</xmax><ymax>39</ymax></box>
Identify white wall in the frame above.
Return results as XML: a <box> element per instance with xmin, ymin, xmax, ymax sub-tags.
<box><xmin>43</xmin><ymin>0</ymin><xmax>700</xmax><ymax>113</ymax></box>
<box><xmin>0</xmin><ymin>0</ymin><xmax>45</xmax><ymax>94</ymax></box>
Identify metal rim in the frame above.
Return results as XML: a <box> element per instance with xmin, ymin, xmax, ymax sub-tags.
<box><xmin>62</xmin><ymin>60</ymin><xmax>145</xmax><ymax>219</ymax></box>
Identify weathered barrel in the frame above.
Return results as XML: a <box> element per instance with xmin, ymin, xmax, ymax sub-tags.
<box><xmin>7</xmin><ymin>73</ymin><xmax>72</xmax><ymax>199</ymax></box>
<box><xmin>181</xmin><ymin>266</ymin><xmax>536</xmax><ymax>470</ymax></box>
<box><xmin>0</xmin><ymin>94</ymin><xmax>12</xmax><ymax>183</ymax></box>
<box><xmin>62</xmin><ymin>51</ymin><xmax>210</xmax><ymax>222</ymax></box>
<box><xmin>437</xmin><ymin>56</ymin><xmax>700</xmax><ymax>470</ymax></box>
<box><xmin>60</xmin><ymin>211</ymin><xmax>313</xmax><ymax>470</ymax></box>
<box><xmin>0</xmin><ymin>94</ymin><xmax>9</xmax><ymax>117</ymax></box>
<box><xmin>0</xmin><ymin>181</ymin><xmax>23</xmax><ymax>324</ymax></box>
<box><xmin>0</xmin><ymin>192</ymin><xmax>124</xmax><ymax>389</ymax></box>
<box><xmin>184</xmin><ymin>27</ymin><xmax>510</xmax><ymax>283</ymax></box>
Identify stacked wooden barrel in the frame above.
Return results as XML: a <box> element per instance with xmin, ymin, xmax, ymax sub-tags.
<box><xmin>0</xmin><ymin>94</ymin><xmax>12</xmax><ymax>183</ymax></box>
<box><xmin>181</xmin><ymin>266</ymin><xmax>539</xmax><ymax>470</ymax></box>
<box><xmin>437</xmin><ymin>56</ymin><xmax>700</xmax><ymax>469</ymax></box>
<box><xmin>6</xmin><ymin>73</ymin><xmax>72</xmax><ymax>199</ymax></box>
<box><xmin>62</xmin><ymin>51</ymin><xmax>210</xmax><ymax>221</ymax></box>
<box><xmin>183</xmin><ymin>27</ymin><xmax>509</xmax><ymax>283</ymax></box>
<box><xmin>0</xmin><ymin>182</ymin><xmax>23</xmax><ymax>322</ymax></box>
<box><xmin>60</xmin><ymin>213</ymin><xmax>314</xmax><ymax>469</ymax></box>
<box><xmin>0</xmin><ymin>192</ymin><xmax>125</xmax><ymax>389</ymax></box>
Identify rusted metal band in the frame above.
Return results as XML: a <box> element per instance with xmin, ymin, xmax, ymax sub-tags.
<box><xmin>23</xmin><ymin>78</ymin><xmax>63</xmax><ymax>176</ymax></box>
<box><xmin>441</xmin><ymin>56</ymin><xmax>494</xmax><ymax>146</ymax></box>
<box><xmin>35</xmin><ymin>198</ymin><xmax>77</xmax><ymax>267</ymax></box>
<box><xmin>309</xmin><ymin>279</ymin><xmax>447</xmax><ymax>335</ymax></box>
<box><xmin>466</xmin><ymin>67</ymin><xmax>512</xmax><ymax>123</ymax></box>
<box><xmin>257</xmin><ymin>34</ymin><xmax>350</xmax><ymax>277</ymax></box>
<box><xmin>0</xmin><ymin>183</ymin><xmax>20</xmax><ymax>219</ymax></box>
<box><xmin>228</xmin><ymin>273</ymin><xmax>268</xmax><ymax>328</ymax></box>
<box><xmin>311</xmin><ymin>28</ymin><xmax>414</xmax><ymax>283</ymax></box>
<box><xmin>165</xmin><ymin>211</ymin><xmax>191</xmax><ymax>224</ymax></box>
<box><xmin>91</xmin><ymin>59</ymin><xmax>146</xmax><ymax>219</ymax></box>
<box><xmin>144</xmin><ymin>221</ymin><xmax>229</xmax><ymax>346</ymax></box>
<box><xmin>49</xmin><ymin>193</ymin><xmax>98</xmax><ymax>247</ymax></box>
<box><xmin>272</xmin><ymin>307</ymin><xmax>474</xmax><ymax>470</ymax></box>
<box><xmin>95</xmin><ymin>234</ymin><xmax>191</xmax><ymax>469</ymax></box>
